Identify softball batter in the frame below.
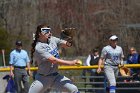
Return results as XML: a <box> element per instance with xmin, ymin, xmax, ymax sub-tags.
<box><xmin>29</xmin><ymin>24</ymin><xmax>80</xmax><ymax>93</ymax></box>
<box><xmin>97</xmin><ymin>35</ymin><xmax>124</xmax><ymax>93</ymax></box>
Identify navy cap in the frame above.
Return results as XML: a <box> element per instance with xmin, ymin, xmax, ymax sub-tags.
<box><xmin>15</xmin><ymin>40</ymin><xmax>22</xmax><ymax>46</ymax></box>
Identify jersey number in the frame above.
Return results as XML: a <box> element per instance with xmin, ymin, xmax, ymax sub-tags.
<box><xmin>113</xmin><ymin>56</ymin><xmax>119</xmax><ymax>61</ymax></box>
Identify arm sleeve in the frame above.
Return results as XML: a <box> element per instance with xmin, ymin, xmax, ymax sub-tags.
<box><xmin>55</xmin><ymin>37</ymin><xmax>66</xmax><ymax>45</ymax></box>
<box><xmin>36</xmin><ymin>45</ymin><xmax>52</xmax><ymax>60</ymax></box>
<box><xmin>86</xmin><ymin>55</ymin><xmax>91</xmax><ymax>66</ymax></box>
<box><xmin>9</xmin><ymin>52</ymin><xmax>14</xmax><ymax>65</ymax></box>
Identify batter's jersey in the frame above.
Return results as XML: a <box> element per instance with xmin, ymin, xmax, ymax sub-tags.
<box><xmin>34</xmin><ymin>36</ymin><xmax>65</xmax><ymax>75</ymax></box>
<box><xmin>101</xmin><ymin>45</ymin><xmax>124</xmax><ymax>66</ymax></box>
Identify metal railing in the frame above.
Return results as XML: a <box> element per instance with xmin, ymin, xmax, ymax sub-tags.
<box><xmin>0</xmin><ymin>64</ymin><xmax>140</xmax><ymax>72</ymax></box>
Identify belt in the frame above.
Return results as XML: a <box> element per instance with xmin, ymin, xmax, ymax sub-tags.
<box><xmin>39</xmin><ymin>72</ymin><xmax>59</xmax><ymax>76</ymax></box>
<box><xmin>14</xmin><ymin>66</ymin><xmax>26</xmax><ymax>69</ymax></box>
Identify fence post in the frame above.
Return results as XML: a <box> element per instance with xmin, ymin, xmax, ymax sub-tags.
<box><xmin>2</xmin><ymin>49</ymin><xmax>6</xmax><ymax>67</ymax></box>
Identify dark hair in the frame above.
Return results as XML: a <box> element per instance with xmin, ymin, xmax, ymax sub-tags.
<box><xmin>15</xmin><ymin>40</ymin><xmax>22</xmax><ymax>46</ymax></box>
<box><xmin>31</xmin><ymin>24</ymin><xmax>50</xmax><ymax>64</ymax></box>
<box><xmin>91</xmin><ymin>48</ymin><xmax>98</xmax><ymax>53</ymax></box>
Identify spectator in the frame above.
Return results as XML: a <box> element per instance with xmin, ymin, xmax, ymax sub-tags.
<box><xmin>9</xmin><ymin>40</ymin><xmax>31</xmax><ymax>93</ymax></box>
<box><xmin>82</xmin><ymin>48</ymin><xmax>103</xmax><ymax>93</ymax></box>
<box><xmin>86</xmin><ymin>49</ymin><xmax>100</xmax><ymax>81</ymax></box>
<box><xmin>126</xmin><ymin>47</ymin><xmax>140</xmax><ymax>82</ymax></box>
<box><xmin>82</xmin><ymin>49</ymin><xmax>100</xmax><ymax>76</ymax></box>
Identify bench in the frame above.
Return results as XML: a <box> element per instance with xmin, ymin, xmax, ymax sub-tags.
<box><xmin>73</xmin><ymin>75</ymin><xmax>140</xmax><ymax>93</ymax></box>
